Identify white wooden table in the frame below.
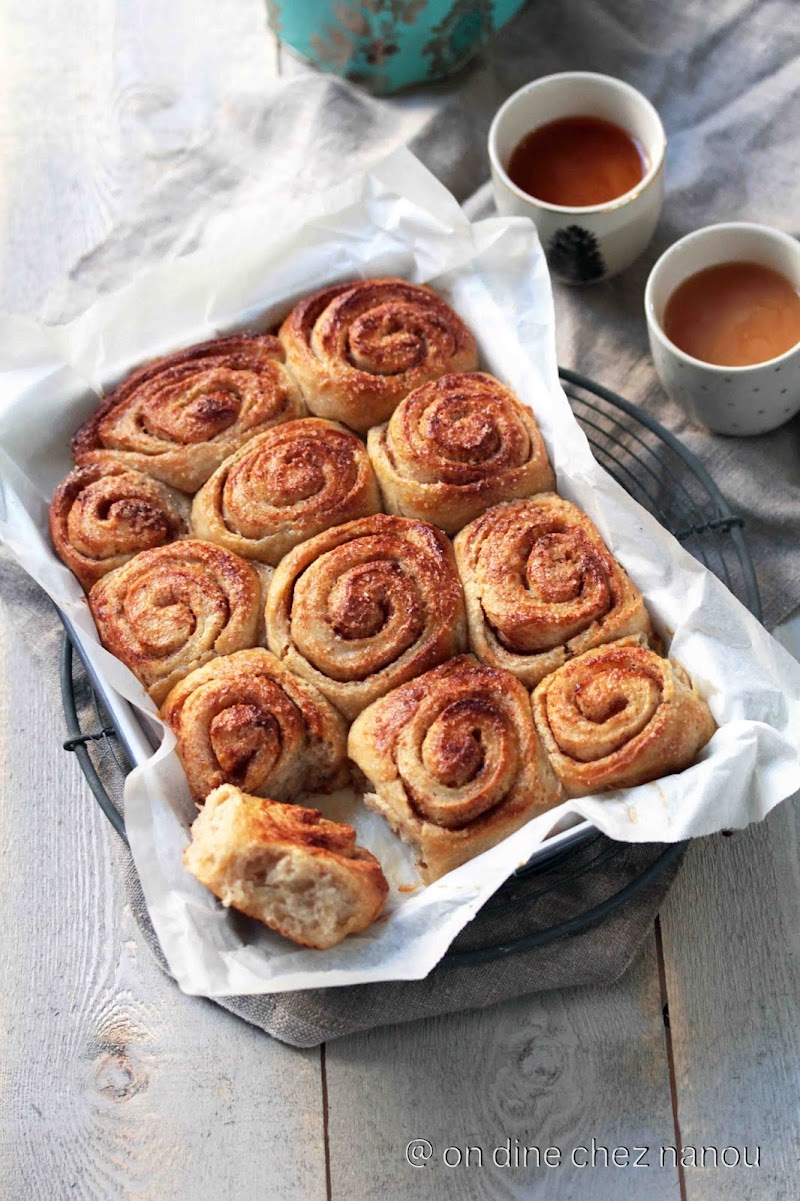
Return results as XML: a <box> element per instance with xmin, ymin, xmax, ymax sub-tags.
<box><xmin>1</xmin><ymin>5</ymin><xmax>798</xmax><ymax>1198</ymax></box>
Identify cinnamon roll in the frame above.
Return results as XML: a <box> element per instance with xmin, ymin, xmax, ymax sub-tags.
<box><xmin>278</xmin><ymin>278</ymin><xmax>478</xmax><ymax>433</ymax></box>
<box><xmin>532</xmin><ymin>636</ymin><xmax>717</xmax><ymax>796</ymax></box>
<box><xmin>349</xmin><ymin>656</ymin><xmax>564</xmax><ymax>883</ymax></box>
<box><xmin>454</xmin><ymin>495</ymin><xmax>652</xmax><ymax>687</ymax></box>
<box><xmin>184</xmin><ymin>785</ymin><xmax>388</xmax><ymax>949</ymax></box>
<box><xmin>49</xmin><ymin>461</ymin><xmax>190</xmax><ymax>591</ymax></box>
<box><xmin>265</xmin><ymin>513</ymin><xmax>467</xmax><ymax>720</ymax></box>
<box><xmin>72</xmin><ymin>334</ymin><xmax>305</xmax><ymax>493</ymax></box>
<box><xmin>162</xmin><ymin>648</ymin><xmax>349</xmax><ymax>803</ymax></box>
<box><xmin>368</xmin><ymin>373</ymin><xmax>555</xmax><ymax>533</ymax></box>
<box><xmin>89</xmin><ymin>540</ymin><xmax>262</xmax><ymax>705</ymax></box>
<box><xmin>190</xmin><ymin>418</ymin><xmax>381</xmax><ymax>565</ymax></box>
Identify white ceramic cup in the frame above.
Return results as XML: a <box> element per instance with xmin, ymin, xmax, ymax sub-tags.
<box><xmin>488</xmin><ymin>71</ymin><xmax>666</xmax><ymax>283</ymax></box>
<box><xmin>645</xmin><ymin>223</ymin><xmax>800</xmax><ymax>436</ymax></box>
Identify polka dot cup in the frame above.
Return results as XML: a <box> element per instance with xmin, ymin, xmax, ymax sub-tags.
<box><xmin>645</xmin><ymin>223</ymin><xmax>800</xmax><ymax>436</ymax></box>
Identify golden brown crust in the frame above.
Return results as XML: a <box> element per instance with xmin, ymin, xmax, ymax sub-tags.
<box><xmin>190</xmin><ymin>418</ymin><xmax>381</xmax><ymax>565</ymax></box>
<box><xmin>88</xmin><ymin>540</ymin><xmax>262</xmax><ymax>705</ymax></box>
<box><xmin>72</xmin><ymin>333</ymin><xmax>306</xmax><ymax>493</ymax></box>
<box><xmin>348</xmin><ymin>655</ymin><xmax>564</xmax><ymax>883</ymax></box>
<box><xmin>454</xmin><ymin>495</ymin><xmax>653</xmax><ymax>687</ymax></box>
<box><xmin>278</xmin><ymin>278</ymin><xmax>478</xmax><ymax>433</ymax></box>
<box><xmin>183</xmin><ymin>784</ymin><xmax>389</xmax><ymax>949</ymax></box>
<box><xmin>49</xmin><ymin>461</ymin><xmax>191</xmax><ymax>591</ymax></box>
<box><xmin>265</xmin><ymin>513</ymin><xmax>467</xmax><ymax>721</ymax></box>
<box><xmin>368</xmin><ymin>373</ymin><xmax>555</xmax><ymax>533</ymax></box>
<box><xmin>162</xmin><ymin>648</ymin><xmax>349</xmax><ymax>803</ymax></box>
<box><xmin>531</xmin><ymin>636</ymin><xmax>717</xmax><ymax>796</ymax></box>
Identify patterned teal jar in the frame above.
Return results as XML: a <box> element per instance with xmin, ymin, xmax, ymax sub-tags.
<box><xmin>267</xmin><ymin>1</ymin><xmax>527</xmax><ymax>95</ymax></box>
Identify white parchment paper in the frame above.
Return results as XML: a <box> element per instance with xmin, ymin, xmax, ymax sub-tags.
<box><xmin>1</xmin><ymin>148</ymin><xmax>798</xmax><ymax>996</ymax></box>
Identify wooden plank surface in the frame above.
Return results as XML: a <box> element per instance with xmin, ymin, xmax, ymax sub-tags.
<box><xmin>326</xmin><ymin>941</ymin><xmax>682</xmax><ymax>1200</ymax></box>
<box><xmin>0</xmin><ymin>0</ymin><xmax>279</xmax><ymax>319</ymax></box>
<box><xmin>659</xmin><ymin>804</ymin><xmax>800</xmax><ymax>1201</ymax></box>
<box><xmin>0</xmin><ymin>607</ymin><xmax>327</xmax><ymax>1201</ymax></box>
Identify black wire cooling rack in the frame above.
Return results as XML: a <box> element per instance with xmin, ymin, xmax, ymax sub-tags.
<box><xmin>61</xmin><ymin>369</ymin><xmax>762</xmax><ymax>966</ymax></box>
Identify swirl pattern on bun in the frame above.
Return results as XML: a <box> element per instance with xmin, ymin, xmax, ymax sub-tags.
<box><xmin>349</xmin><ymin>655</ymin><xmax>563</xmax><ymax>883</ymax></box>
<box><xmin>278</xmin><ymin>278</ymin><xmax>478</xmax><ymax>432</ymax></box>
<box><xmin>265</xmin><ymin>513</ymin><xmax>467</xmax><ymax>720</ymax></box>
<box><xmin>532</xmin><ymin>636</ymin><xmax>716</xmax><ymax>796</ymax></box>
<box><xmin>368</xmin><ymin>373</ymin><xmax>555</xmax><ymax>533</ymax></box>
<box><xmin>73</xmin><ymin>334</ymin><xmax>305</xmax><ymax>493</ymax></box>
<box><xmin>162</xmin><ymin>648</ymin><xmax>349</xmax><ymax>803</ymax></box>
<box><xmin>454</xmin><ymin>495</ymin><xmax>652</xmax><ymax>687</ymax></box>
<box><xmin>49</xmin><ymin>461</ymin><xmax>190</xmax><ymax>591</ymax></box>
<box><xmin>89</xmin><ymin>540</ymin><xmax>262</xmax><ymax>705</ymax></box>
<box><xmin>191</xmin><ymin>418</ymin><xmax>381</xmax><ymax>565</ymax></box>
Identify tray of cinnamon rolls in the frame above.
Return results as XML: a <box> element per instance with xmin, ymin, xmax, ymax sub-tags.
<box><xmin>47</xmin><ymin>274</ymin><xmax>717</xmax><ymax>955</ymax></box>
<box><xmin>3</xmin><ymin>152</ymin><xmax>796</xmax><ymax>994</ymax></box>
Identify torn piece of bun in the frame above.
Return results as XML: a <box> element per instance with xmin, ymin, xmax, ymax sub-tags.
<box><xmin>183</xmin><ymin>784</ymin><xmax>388</xmax><ymax>949</ymax></box>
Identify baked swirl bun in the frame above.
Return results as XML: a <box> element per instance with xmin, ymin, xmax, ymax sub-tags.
<box><xmin>265</xmin><ymin>513</ymin><xmax>467</xmax><ymax>720</ymax></box>
<box><xmin>190</xmin><ymin>418</ymin><xmax>381</xmax><ymax>565</ymax></box>
<box><xmin>349</xmin><ymin>656</ymin><xmax>564</xmax><ymax>883</ymax></box>
<box><xmin>278</xmin><ymin>278</ymin><xmax>478</xmax><ymax>433</ymax></box>
<box><xmin>162</xmin><ymin>648</ymin><xmax>349</xmax><ymax>803</ymax></box>
<box><xmin>89</xmin><ymin>540</ymin><xmax>262</xmax><ymax>705</ymax></box>
<box><xmin>454</xmin><ymin>495</ymin><xmax>652</xmax><ymax>687</ymax></box>
<box><xmin>184</xmin><ymin>785</ymin><xmax>388</xmax><ymax>949</ymax></box>
<box><xmin>368</xmin><ymin>373</ymin><xmax>555</xmax><ymax>533</ymax></box>
<box><xmin>49</xmin><ymin>461</ymin><xmax>190</xmax><ymax>591</ymax></box>
<box><xmin>72</xmin><ymin>334</ymin><xmax>305</xmax><ymax>493</ymax></box>
<box><xmin>532</xmin><ymin>636</ymin><xmax>717</xmax><ymax>796</ymax></box>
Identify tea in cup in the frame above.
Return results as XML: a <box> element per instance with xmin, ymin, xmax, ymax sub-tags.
<box><xmin>488</xmin><ymin>72</ymin><xmax>666</xmax><ymax>283</ymax></box>
<box><xmin>645</xmin><ymin>223</ymin><xmax>800</xmax><ymax>436</ymax></box>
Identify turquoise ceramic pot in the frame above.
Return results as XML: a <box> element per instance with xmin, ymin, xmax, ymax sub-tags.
<box><xmin>267</xmin><ymin>0</ymin><xmax>527</xmax><ymax>95</ymax></box>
